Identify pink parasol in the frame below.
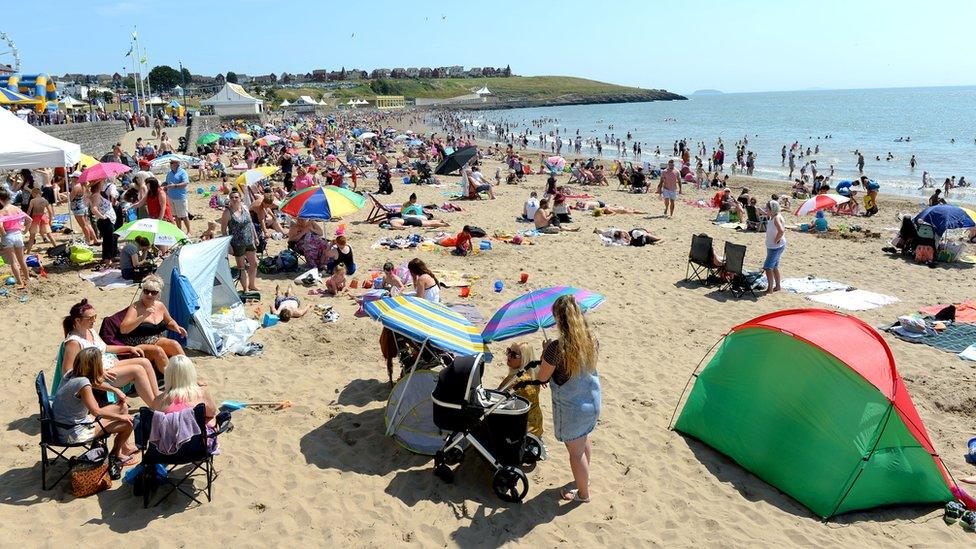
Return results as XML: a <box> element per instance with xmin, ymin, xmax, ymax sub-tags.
<box><xmin>79</xmin><ymin>162</ymin><xmax>131</xmax><ymax>184</ymax></box>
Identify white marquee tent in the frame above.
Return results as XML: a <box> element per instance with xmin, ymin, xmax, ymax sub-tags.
<box><xmin>200</xmin><ymin>83</ymin><xmax>264</xmax><ymax>116</ymax></box>
<box><xmin>0</xmin><ymin>106</ymin><xmax>81</xmax><ymax>170</ymax></box>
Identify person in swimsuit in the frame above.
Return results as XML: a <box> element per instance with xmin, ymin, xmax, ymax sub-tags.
<box><xmin>221</xmin><ymin>191</ymin><xmax>259</xmax><ymax>292</ymax></box>
<box><xmin>250</xmin><ymin>194</ymin><xmax>285</xmax><ymax>255</ymax></box>
<box><xmin>0</xmin><ymin>189</ymin><xmax>31</xmax><ymax>289</ymax></box>
<box><xmin>325</xmin><ymin>263</ymin><xmax>348</xmax><ymax>295</ymax></box>
<box><xmin>326</xmin><ymin>235</ymin><xmax>356</xmax><ymax>275</ymax></box>
<box><xmin>25</xmin><ymin>187</ymin><xmax>57</xmax><ymax>254</ymax></box>
<box><xmin>61</xmin><ymin>299</ymin><xmax>160</xmax><ymax>405</ymax></box>
<box><xmin>271</xmin><ymin>284</ymin><xmax>312</xmax><ymax>321</ymax></box>
<box><xmin>133</xmin><ymin>177</ymin><xmax>173</xmax><ymax>223</ymax></box>
<box><xmin>408</xmin><ymin>258</ymin><xmax>441</xmax><ymax>303</ymax></box>
<box><xmin>67</xmin><ymin>172</ymin><xmax>98</xmax><ymax>245</ymax></box>
<box><xmin>534</xmin><ymin>199</ymin><xmax>580</xmax><ymax>234</ymax></box>
<box><xmin>119</xmin><ymin>275</ymin><xmax>186</xmax><ymax>372</ymax></box>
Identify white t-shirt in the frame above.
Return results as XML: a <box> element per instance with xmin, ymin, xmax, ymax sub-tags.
<box><xmin>766</xmin><ymin>214</ymin><xmax>786</xmax><ymax>249</ymax></box>
<box><xmin>524</xmin><ymin>198</ymin><xmax>540</xmax><ymax>220</ymax></box>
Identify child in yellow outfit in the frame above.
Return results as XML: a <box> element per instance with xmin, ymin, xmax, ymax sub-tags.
<box><xmin>499</xmin><ymin>342</ymin><xmax>544</xmax><ymax>437</ymax></box>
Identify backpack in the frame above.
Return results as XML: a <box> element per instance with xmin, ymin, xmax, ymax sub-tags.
<box><xmin>276</xmin><ymin>249</ymin><xmax>299</xmax><ymax>272</ymax></box>
<box><xmin>916</xmin><ymin>222</ymin><xmax>936</xmax><ymax>241</ymax></box>
<box><xmin>258</xmin><ymin>256</ymin><xmax>279</xmax><ymax>274</ymax></box>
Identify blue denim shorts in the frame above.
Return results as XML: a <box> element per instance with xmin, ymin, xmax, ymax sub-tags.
<box><xmin>764</xmin><ymin>245</ymin><xmax>786</xmax><ymax>270</ymax></box>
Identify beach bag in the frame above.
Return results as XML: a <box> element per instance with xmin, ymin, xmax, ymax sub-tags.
<box><xmin>915</xmin><ymin>245</ymin><xmax>934</xmax><ymax>264</ymax></box>
<box><xmin>258</xmin><ymin>256</ymin><xmax>278</xmax><ymax>274</ymax></box>
<box><xmin>47</xmin><ymin>243</ymin><xmax>69</xmax><ymax>258</ymax></box>
<box><xmin>276</xmin><ymin>249</ymin><xmax>299</xmax><ymax>272</ymax></box>
<box><xmin>468</xmin><ymin>226</ymin><xmax>487</xmax><ymax>238</ymax></box>
<box><xmin>69</xmin><ymin>245</ymin><xmax>95</xmax><ymax>266</ymax></box>
<box><xmin>70</xmin><ymin>459</ymin><xmax>111</xmax><ymax>498</ymax></box>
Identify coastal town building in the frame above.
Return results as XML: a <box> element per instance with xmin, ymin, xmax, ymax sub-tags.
<box><xmin>373</xmin><ymin>95</ymin><xmax>405</xmax><ymax>109</ymax></box>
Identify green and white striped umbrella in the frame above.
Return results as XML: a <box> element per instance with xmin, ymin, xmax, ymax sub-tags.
<box><xmin>114</xmin><ymin>219</ymin><xmax>188</xmax><ymax>246</ymax></box>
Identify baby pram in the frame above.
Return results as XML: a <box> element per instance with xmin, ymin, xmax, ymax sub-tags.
<box><xmin>431</xmin><ymin>353</ymin><xmax>544</xmax><ymax>502</ymax></box>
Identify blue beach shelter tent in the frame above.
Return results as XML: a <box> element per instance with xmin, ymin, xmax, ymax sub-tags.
<box><xmin>156</xmin><ymin>237</ymin><xmax>256</xmax><ymax>355</ymax></box>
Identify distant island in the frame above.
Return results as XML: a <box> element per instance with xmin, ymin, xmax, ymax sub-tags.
<box><xmin>268</xmin><ymin>76</ymin><xmax>686</xmax><ymax>110</ymax></box>
<box><xmin>692</xmin><ymin>89</ymin><xmax>723</xmax><ymax>96</ymax></box>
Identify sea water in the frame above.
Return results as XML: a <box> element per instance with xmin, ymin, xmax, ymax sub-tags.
<box><xmin>472</xmin><ymin>86</ymin><xmax>976</xmax><ymax>204</ymax></box>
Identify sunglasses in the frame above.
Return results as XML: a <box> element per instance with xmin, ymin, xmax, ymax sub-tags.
<box><xmin>82</xmin><ymin>313</ymin><xmax>98</xmax><ymax>320</ymax></box>
<box><xmin>506</xmin><ymin>349</ymin><xmax>521</xmax><ymax>359</ymax></box>
<box><xmin>143</xmin><ymin>289</ymin><xmax>159</xmax><ymax>296</ymax></box>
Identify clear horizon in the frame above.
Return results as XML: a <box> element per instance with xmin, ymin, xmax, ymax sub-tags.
<box><xmin>3</xmin><ymin>0</ymin><xmax>974</xmax><ymax>94</ymax></box>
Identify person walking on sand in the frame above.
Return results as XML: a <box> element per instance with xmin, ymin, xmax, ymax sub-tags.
<box><xmin>537</xmin><ymin>295</ymin><xmax>601</xmax><ymax>503</ymax></box>
<box><xmin>658</xmin><ymin>159</ymin><xmax>682</xmax><ymax>218</ymax></box>
<box><xmin>763</xmin><ymin>200</ymin><xmax>786</xmax><ymax>294</ymax></box>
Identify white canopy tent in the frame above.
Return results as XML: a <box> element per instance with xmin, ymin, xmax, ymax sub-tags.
<box><xmin>474</xmin><ymin>86</ymin><xmax>492</xmax><ymax>96</ymax></box>
<box><xmin>200</xmin><ymin>83</ymin><xmax>264</xmax><ymax>116</ymax></box>
<box><xmin>296</xmin><ymin>95</ymin><xmax>319</xmax><ymax>105</ymax></box>
<box><xmin>279</xmin><ymin>99</ymin><xmax>291</xmax><ymax>107</ymax></box>
<box><xmin>59</xmin><ymin>96</ymin><xmax>86</xmax><ymax>110</ymax></box>
<box><xmin>146</xmin><ymin>95</ymin><xmax>166</xmax><ymax>106</ymax></box>
<box><xmin>0</xmin><ymin>106</ymin><xmax>82</xmax><ymax>169</ymax></box>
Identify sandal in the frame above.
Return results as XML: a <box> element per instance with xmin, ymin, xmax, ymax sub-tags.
<box><xmin>560</xmin><ymin>488</ymin><xmax>590</xmax><ymax>503</ymax></box>
<box><xmin>108</xmin><ymin>456</ymin><xmax>123</xmax><ymax>480</ymax></box>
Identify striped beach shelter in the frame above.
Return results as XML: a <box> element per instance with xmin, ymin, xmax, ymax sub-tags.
<box><xmin>364</xmin><ymin>295</ymin><xmax>487</xmax><ymax>357</ymax></box>
<box><xmin>364</xmin><ymin>295</ymin><xmax>488</xmax><ymax>440</ymax></box>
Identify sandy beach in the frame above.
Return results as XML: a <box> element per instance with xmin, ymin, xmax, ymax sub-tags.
<box><xmin>1</xmin><ymin>119</ymin><xmax>974</xmax><ymax>547</ymax></box>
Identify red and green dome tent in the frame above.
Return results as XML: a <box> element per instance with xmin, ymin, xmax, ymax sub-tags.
<box><xmin>674</xmin><ymin>309</ymin><xmax>954</xmax><ymax>518</ymax></box>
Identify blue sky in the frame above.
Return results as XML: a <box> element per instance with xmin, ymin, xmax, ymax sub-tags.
<box><xmin>4</xmin><ymin>0</ymin><xmax>975</xmax><ymax>93</ymax></box>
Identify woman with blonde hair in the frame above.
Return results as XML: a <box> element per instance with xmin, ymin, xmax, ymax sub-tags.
<box><xmin>151</xmin><ymin>356</ymin><xmax>217</xmax><ymax>424</ymax></box>
<box><xmin>51</xmin><ymin>347</ymin><xmax>135</xmax><ymax>477</ymax></box>
<box><xmin>498</xmin><ymin>341</ymin><xmax>543</xmax><ymax>438</ymax></box>
<box><xmin>538</xmin><ymin>295</ymin><xmax>601</xmax><ymax>503</ymax></box>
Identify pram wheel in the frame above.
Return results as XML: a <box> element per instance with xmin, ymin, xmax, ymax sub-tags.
<box><xmin>522</xmin><ymin>434</ymin><xmax>547</xmax><ymax>464</ymax></box>
<box><xmin>492</xmin><ymin>466</ymin><xmax>528</xmax><ymax>503</ymax></box>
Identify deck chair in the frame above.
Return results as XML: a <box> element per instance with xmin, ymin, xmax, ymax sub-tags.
<box><xmin>36</xmin><ymin>371</ymin><xmax>108</xmax><ymax>490</ymax></box>
<box><xmin>135</xmin><ymin>404</ymin><xmax>233</xmax><ymax>508</ymax></box>
<box><xmin>745</xmin><ymin>205</ymin><xmax>768</xmax><ymax>232</ymax></box>
<box><xmin>568</xmin><ymin>166</ymin><xmax>585</xmax><ymax>185</ymax></box>
<box><xmin>686</xmin><ymin>233</ymin><xmax>720</xmax><ymax>285</ymax></box>
<box><xmin>52</xmin><ymin>342</ymin><xmax>126</xmax><ymax>405</ymax></box>
<box><xmin>365</xmin><ymin>193</ymin><xmax>400</xmax><ymax>224</ymax></box>
<box><xmin>720</xmin><ymin>242</ymin><xmax>763</xmax><ymax>298</ymax></box>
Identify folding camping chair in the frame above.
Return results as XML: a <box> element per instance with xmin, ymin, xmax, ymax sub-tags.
<box><xmin>135</xmin><ymin>404</ymin><xmax>233</xmax><ymax>508</ymax></box>
<box><xmin>35</xmin><ymin>371</ymin><xmax>108</xmax><ymax>490</ymax></box>
<box><xmin>686</xmin><ymin>233</ymin><xmax>721</xmax><ymax>285</ymax></box>
<box><xmin>745</xmin><ymin>205</ymin><xmax>768</xmax><ymax>232</ymax></box>
<box><xmin>365</xmin><ymin>193</ymin><xmax>400</xmax><ymax>224</ymax></box>
<box><xmin>720</xmin><ymin>242</ymin><xmax>763</xmax><ymax>298</ymax></box>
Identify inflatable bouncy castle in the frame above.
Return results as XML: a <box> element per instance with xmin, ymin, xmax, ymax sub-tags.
<box><xmin>6</xmin><ymin>73</ymin><xmax>58</xmax><ymax>112</ymax></box>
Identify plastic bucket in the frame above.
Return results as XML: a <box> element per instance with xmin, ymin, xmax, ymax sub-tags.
<box><xmin>262</xmin><ymin>313</ymin><xmax>279</xmax><ymax>328</ymax></box>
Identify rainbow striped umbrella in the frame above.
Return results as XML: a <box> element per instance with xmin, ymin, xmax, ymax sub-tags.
<box><xmin>364</xmin><ymin>295</ymin><xmax>488</xmax><ymax>356</ymax></box>
<box><xmin>280</xmin><ymin>185</ymin><xmax>365</xmax><ymax>221</ymax></box>
<box><xmin>482</xmin><ymin>286</ymin><xmax>606</xmax><ymax>343</ymax></box>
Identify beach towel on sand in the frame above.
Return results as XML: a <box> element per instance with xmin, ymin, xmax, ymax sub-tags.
<box><xmin>80</xmin><ymin>269</ymin><xmax>138</xmax><ymax>290</ymax></box>
<box><xmin>919</xmin><ymin>300</ymin><xmax>976</xmax><ymax>324</ymax></box>
<box><xmin>781</xmin><ymin>277</ymin><xmax>850</xmax><ymax>294</ymax></box>
<box><xmin>888</xmin><ymin>321</ymin><xmax>976</xmax><ymax>354</ymax></box>
<box><xmin>432</xmin><ymin>270</ymin><xmax>479</xmax><ymax>288</ymax></box>
<box><xmin>960</xmin><ymin>344</ymin><xmax>976</xmax><ymax>362</ymax></box>
<box><xmin>806</xmin><ymin>289</ymin><xmax>899</xmax><ymax>311</ymax></box>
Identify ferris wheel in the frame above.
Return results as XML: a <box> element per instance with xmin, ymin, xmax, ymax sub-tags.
<box><xmin>0</xmin><ymin>31</ymin><xmax>21</xmax><ymax>73</ymax></box>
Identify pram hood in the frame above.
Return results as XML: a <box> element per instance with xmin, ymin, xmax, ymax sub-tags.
<box><xmin>432</xmin><ymin>353</ymin><xmax>484</xmax><ymax>410</ymax></box>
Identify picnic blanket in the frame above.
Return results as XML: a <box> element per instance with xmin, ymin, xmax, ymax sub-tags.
<box><xmin>714</xmin><ymin>221</ymin><xmax>747</xmax><ymax>230</ymax></box>
<box><xmin>919</xmin><ymin>300</ymin><xmax>976</xmax><ymax>323</ymax></box>
<box><xmin>960</xmin><ymin>344</ymin><xmax>976</xmax><ymax>362</ymax></box>
<box><xmin>888</xmin><ymin>321</ymin><xmax>976</xmax><ymax>354</ymax></box>
<box><xmin>806</xmin><ymin>289</ymin><xmax>900</xmax><ymax>311</ymax></box>
<box><xmin>432</xmin><ymin>270</ymin><xmax>480</xmax><ymax>288</ymax></box>
<box><xmin>781</xmin><ymin>277</ymin><xmax>850</xmax><ymax>294</ymax></box>
<box><xmin>80</xmin><ymin>269</ymin><xmax>137</xmax><ymax>290</ymax></box>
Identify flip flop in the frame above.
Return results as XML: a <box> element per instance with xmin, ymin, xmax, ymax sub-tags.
<box><xmin>560</xmin><ymin>488</ymin><xmax>590</xmax><ymax>503</ymax></box>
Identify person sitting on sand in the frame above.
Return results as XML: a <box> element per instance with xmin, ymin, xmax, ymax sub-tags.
<box><xmin>401</xmin><ymin>193</ymin><xmax>423</xmax><ymax>217</ymax></box>
<box><xmin>499</xmin><ymin>341</ymin><xmax>544</xmax><ymax>437</ymax></box>
<box><xmin>534</xmin><ymin>199</ymin><xmax>581</xmax><ymax>234</ymax></box>
<box><xmin>552</xmin><ymin>194</ymin><xmax>573</xmax><ymax>223</ymax></box>
<box><xmin>119</xmin><ymin>235</ymin><xmax>155</xmax><ymax>281</ymax></box>
<box><xmin>718</xmin><ymin>189</ymin><xmax>744</xmax><ymax>219</ymax></box>
<box><xmin>381</xmin><ymin>261</ymin><xmax>405</xmax><ymax>294</ymax></box>
<box><xmin>325</xmin><ymin>263</ymin><xmax>348</xmax><ymax>295</ymax></box>
<box><xmin>523</xmin><ymin>191</ymin><xmax>540</xmax><ymax>221</ymax></box>
<box><xmin>52</xmin><ymin>347</ymin><xmax>135</xmax><ymax>477</ymax></box>
<box><xmin>408</xmin><ymin>258</ymin><xmax>441</xmax><ymax>303</ymax></box>
<box><xmin>272</xmin><ymin>284</ymin><xmax>312</xmax><ymax>321</ymax></box>
<box><xmin>453</xmin><ymin>225</ymin><xmax>474</xmax><ymax>256</ymax></box>
<box><xmin>326</xmin><ymin>235</ymin><xmax>356</xmax><ymax>275</ymax></box>
<box><xmin>928</xmin><ymin>188</ymin><xmax>946</xmax><ymax>206</ymax></box>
